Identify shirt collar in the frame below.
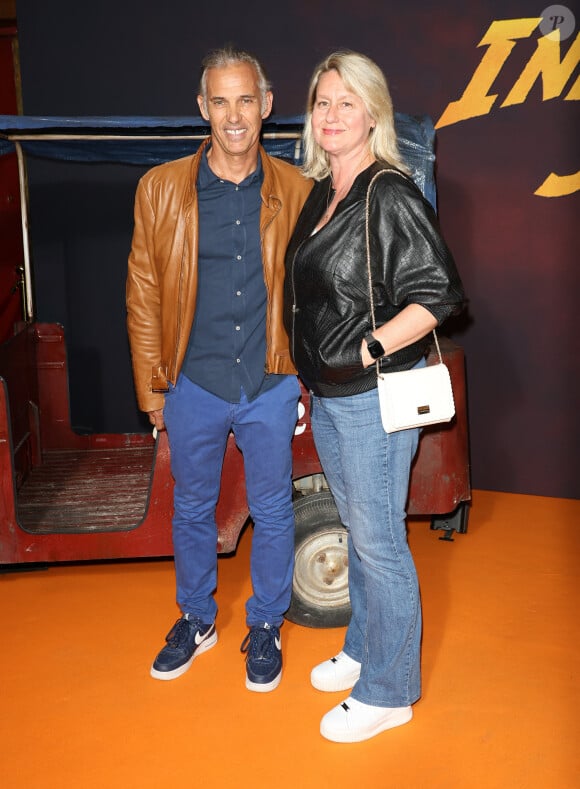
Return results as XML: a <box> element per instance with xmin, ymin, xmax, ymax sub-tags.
<box><xmin>198</xmin><ymin>144</ymin><xmax>263</xmax><ymax>189</ymax></box>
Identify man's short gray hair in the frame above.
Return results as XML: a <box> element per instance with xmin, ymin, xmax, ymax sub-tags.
<box><xmin>199</xmin><ymin>46</ymin><xmax>271</xmax><ymax>114</ymax></box>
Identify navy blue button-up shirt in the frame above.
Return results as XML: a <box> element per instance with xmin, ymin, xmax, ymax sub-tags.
<box><xmin>182</xmin><ymin>148</ymin><xmax>282</xmax><ymax>403</ymax></box>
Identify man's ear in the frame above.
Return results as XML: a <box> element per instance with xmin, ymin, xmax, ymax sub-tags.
<box><xmin>197</xmin><ymin>94</ymin><xmax>209</xmax><ymax>121</ymax></box>
<box><xmin>261</xmin><ymin>91</ymin><xmax>274</xmax><ymax>120</ymax></box>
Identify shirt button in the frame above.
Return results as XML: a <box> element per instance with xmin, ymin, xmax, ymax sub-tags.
<box><xmin>235</xmin><ymin>325</ymin><xmax>241</xmax><ymax>331</ymax></box>
<box><xmin>236</xmin><ymin>358</ymin><xmax>241</xmax><ymax>364</ymax></box>
<box><xmin>236</xmin><ymin>255</ymin><xmax>242</xmax><ymax>261</ymax></box>
<box><xmin>236</xmin><ymin>290</ymin><xmax>242</xmax><ymax>296</ymax></box>
<box><xmin>235</xmin><ymin>219</ymin><xmax>241</xmax><ymax>225</ymax></box>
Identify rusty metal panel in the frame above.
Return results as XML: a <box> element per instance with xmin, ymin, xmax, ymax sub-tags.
<box><xmin>0</xmin><ymin>323</ymin><xmax>471</xmax><ymax>564</ymax></box>
<box><xmin>408</xmin><ymin>338</ymin><xmax>470</xmax><ymax>515</ymax></box>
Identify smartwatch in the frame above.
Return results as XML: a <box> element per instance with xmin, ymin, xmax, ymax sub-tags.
<box><xmin>364</xmin><ymin>332</ymin><xmax>385</xmax><ymax>360</ymax></box>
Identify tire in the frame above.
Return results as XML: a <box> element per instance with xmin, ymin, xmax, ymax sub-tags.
<box><xmin>286</xmin><ymin>490</ymin><xmax>351</xmax><ymax>628</ymax></box>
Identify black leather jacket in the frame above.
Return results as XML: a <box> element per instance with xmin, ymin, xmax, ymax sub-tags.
<box><xmin>284</xmin><ymin>162</ymin><xmax>465</xmax><ymax>397</ymax></box>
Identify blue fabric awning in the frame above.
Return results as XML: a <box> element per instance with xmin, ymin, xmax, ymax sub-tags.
<box><xmin>0</xmin><ymin>113</ymin><xmax>436</xmax><ymax>208</ymax></box>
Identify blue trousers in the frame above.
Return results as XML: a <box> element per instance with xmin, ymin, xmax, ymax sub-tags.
<box><xmin>311</xmin><ymin>385</ymin><xmax>422</xmax><ymax>707</ymax></box>
<box><xmin>163</xmin><ymin>374</ymin><xmax>300</xmax><ymax>627</ymax></box>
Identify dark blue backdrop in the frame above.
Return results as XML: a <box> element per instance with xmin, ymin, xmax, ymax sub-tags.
<box><xmin>13</xmin><ymin>0</ymin><xmax>580</xmax><ymax>498</ymax></box>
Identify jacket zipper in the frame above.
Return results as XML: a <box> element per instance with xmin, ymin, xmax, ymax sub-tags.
<box><xmin>289</xmin><ymin>238</ymin><xmax>308</xmax><ymax>365</ymax></box>
<box><xmin>173</xmin><ymin>213</ymin><xmax>189</xmax><ymax>380</ymax></box>
<box><xmin>261</xmin><ymin>196</ymin><xmax>280</xmax><ymax>369</ymax></box>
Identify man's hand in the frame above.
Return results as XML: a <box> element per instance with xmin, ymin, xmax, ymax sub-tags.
<box><xmin>148</xmin><ymin>409</ymin><xmax>165</xmax><ymax>432</ymax></box>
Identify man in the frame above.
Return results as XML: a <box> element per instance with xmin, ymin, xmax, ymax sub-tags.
<box><xmin>126</xmin><ymin>47</ymin><xmax>311</xmax><ymax>692</ymax></box>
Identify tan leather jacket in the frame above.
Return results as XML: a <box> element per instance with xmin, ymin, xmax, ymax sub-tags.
<box><xmin>126</xmin><ymin>139</ymin><xmax>312</xmax><ymax>413</ymax></box>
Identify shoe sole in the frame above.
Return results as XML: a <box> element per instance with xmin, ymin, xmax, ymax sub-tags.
<box><xmin>311</xmin><ymin>667</ymin><xmax>361</xmax><ymax>692</ymax></box>
<box><xmin>320</xmin><ymin>706</ymin><xmax>412</xmax><ymax>743</ymax></box>
<box><xmin>245</xmin><ymin>670</ymin><xmax>282</xmax><ymax>693</ymax></box>
<box><xmin>150</xmin><ymin>630</ymin><xmax>218</xmax><ymax>681</ymax></box>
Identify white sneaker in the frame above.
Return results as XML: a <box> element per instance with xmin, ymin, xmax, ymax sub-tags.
<box><xmin>310</xmin><ymin>651</ymin><xmax>361</xmax><ymax>692</ymax></box>
<box><xmin>320</xmin><ymin>696</ymin><xmax>412</xmax><ymax>743</ymax></box>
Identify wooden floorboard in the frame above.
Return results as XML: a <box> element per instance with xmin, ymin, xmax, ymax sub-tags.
<box><xmin>16</xmin><ymin>446</ymin><xmax>155</xmax><ymax>532</ymax></box>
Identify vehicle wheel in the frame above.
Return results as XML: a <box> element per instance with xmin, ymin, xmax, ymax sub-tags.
<box><xmin>286</xmin><ymin>490</ymin><xmax>351</xmax><ymax>628</ymax></box>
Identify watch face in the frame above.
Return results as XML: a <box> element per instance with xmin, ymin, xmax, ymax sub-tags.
<box><xmin>366</xmin><ymin>336</ymin><xmax>384</xmax><ymax>359</ymax></box>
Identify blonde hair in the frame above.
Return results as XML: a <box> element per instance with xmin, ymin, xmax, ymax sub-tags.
<box><xmin>301</xmin><ymin>50</ymin><xmax>409</xmax><ymax>180</ymax></box>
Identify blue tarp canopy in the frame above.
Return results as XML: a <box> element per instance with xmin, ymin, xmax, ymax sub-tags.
<box><xmin>0</xmin><ymin>113</ymin><xmax>437</xmax><ymax>208</ymax></box>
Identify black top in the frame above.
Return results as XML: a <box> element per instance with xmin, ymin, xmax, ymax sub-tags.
<box><xmin>284</xmin><ymin>162</ymin><xmax>465</xmax><ymax>397</ymax></box>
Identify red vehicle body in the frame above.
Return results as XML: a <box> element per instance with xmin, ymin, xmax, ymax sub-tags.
<box><xmin>0</xmin><ymin>114</ymin><xmax>471</xmax><ymax>626</ymax></box>
<box><xmin>0</xmin><ymin>322</ymin><xmax>470</xmax><ymax>600</ymax></box>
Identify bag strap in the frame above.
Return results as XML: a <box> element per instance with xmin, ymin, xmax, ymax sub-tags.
<box><xmin>364</xmin><ymin>169</ymin><xmax>442</xmax><ymax>367</ymax></box>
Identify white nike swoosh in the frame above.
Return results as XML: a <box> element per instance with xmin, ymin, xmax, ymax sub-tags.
<box><xmin>195</xmin><ymin>627</ymin><xmax>213</xmax><ymax>646</ymax></box>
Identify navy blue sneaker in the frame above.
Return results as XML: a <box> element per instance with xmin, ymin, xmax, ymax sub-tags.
<box><xmin>151</xmin><ymin>616</ymin><xmax>217</xmax><ymax>680</ymax></box>
<box><xmin>240</xmin><ymin>624</ymin><xmax>282</xmax><ymax>692</ymax></box>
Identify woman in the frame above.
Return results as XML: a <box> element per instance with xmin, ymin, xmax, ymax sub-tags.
<box><xmin>284</xmin><ymin>51</ymin><xmax>464</xmax><ymax>743</ymax></box>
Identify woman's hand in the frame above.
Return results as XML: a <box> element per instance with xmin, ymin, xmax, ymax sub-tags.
<box><xmin>361</xmin><ymin>339</ymin><xmax>376</xmax><ymax>368</ymax></box>
<box><xmin>362</xmin><ymin>305</ymin><xmax>439</xmax><ymax>367</ymax></box>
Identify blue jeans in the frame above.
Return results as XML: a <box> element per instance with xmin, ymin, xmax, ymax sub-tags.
<box><xmin>163</xmin><ymin>374</ymin><xmax>300</xmax><ymax>627</ymax></box>
<box><xmin>311</xmin><ymin>386</ymin><xmax>422</xmax><ymax>707</ymax></box>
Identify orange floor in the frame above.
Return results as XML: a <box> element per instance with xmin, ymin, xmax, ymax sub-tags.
<box><xmin>1</xmin><ymin>489</ymin><xmax>578</xmax><ymax>788</ymax></box>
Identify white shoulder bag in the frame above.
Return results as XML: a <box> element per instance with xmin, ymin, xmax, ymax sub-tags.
<box><xmin>365</xmin><ymin>170</ymin><xmax>455</xmax><ymax>433</ymax></box>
